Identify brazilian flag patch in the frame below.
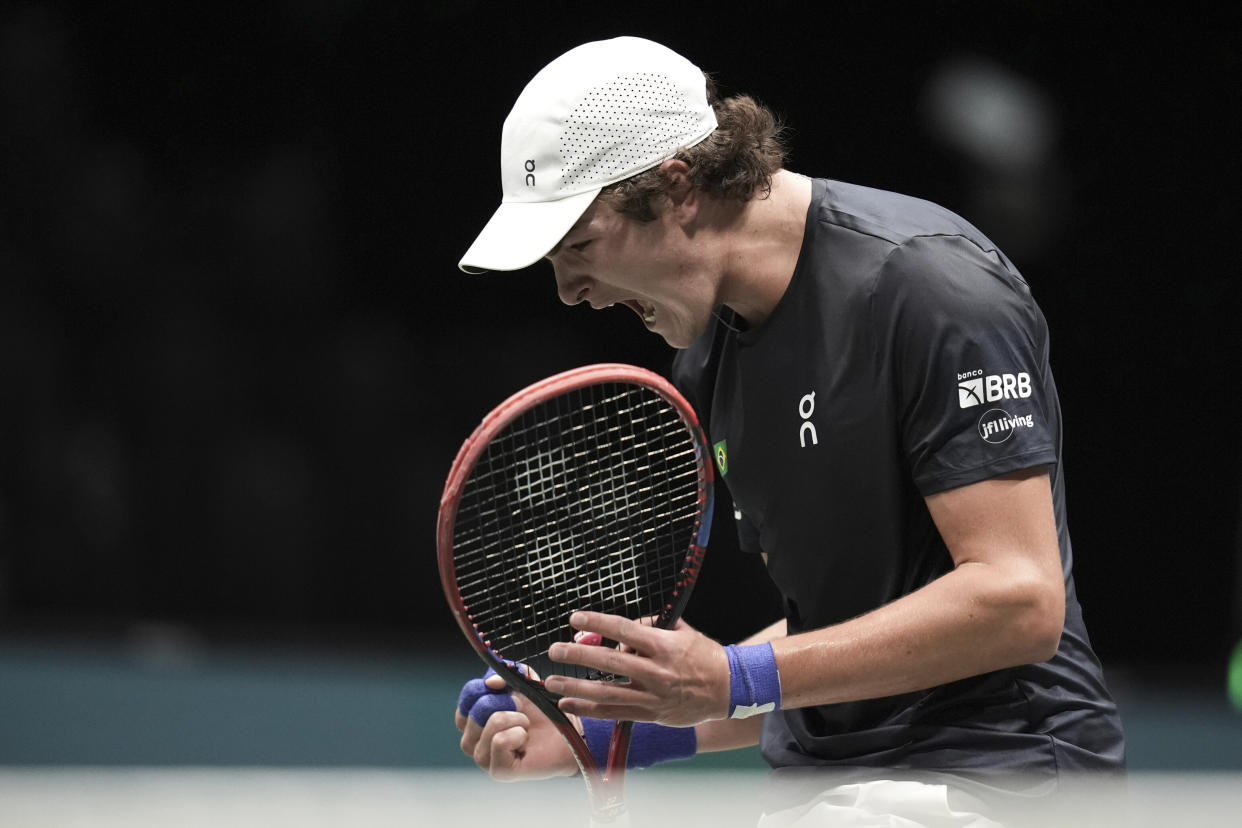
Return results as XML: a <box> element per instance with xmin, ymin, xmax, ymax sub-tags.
<box><xmin>713</xmin><ymin>439</ymin><xmax>728</xmax><ymax>477</ymax></box>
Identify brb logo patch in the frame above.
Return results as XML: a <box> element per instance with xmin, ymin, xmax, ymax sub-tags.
<box><xmin>958</xmin><ymin>370</ymin><xmax>1032</xmax><ymax>408</ymax></box>
<box><xmin>978</xmin><ymin>408</ymin><xmax>1035</xmax><ymax>444</ymax></box>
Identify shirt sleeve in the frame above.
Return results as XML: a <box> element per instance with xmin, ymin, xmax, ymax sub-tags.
<box><xmin>871</xmin><ymin>235</ymin><xmax>1058</xmax><ymax>495</ymax></box>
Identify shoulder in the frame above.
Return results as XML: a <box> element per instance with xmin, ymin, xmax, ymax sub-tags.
<box><xmin>867</xmin><ymin>233</ymin><xmax>1037</xmax><ymax>335</ymax></box>
<box><xmin>813</xmin><ymin>180</ymin><xmax>1004</xmax><ymax>252</ymax></box>
<box><xmin>803</xmin><ymin>180</ymin><xmax>1029</xmax><ymax>307</ymax></box>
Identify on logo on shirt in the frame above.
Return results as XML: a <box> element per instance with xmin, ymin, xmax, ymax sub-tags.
<box><xmin>798</xmin><ymin>392</ymin><xmax>818</xmax><ymax>447</ymax></box>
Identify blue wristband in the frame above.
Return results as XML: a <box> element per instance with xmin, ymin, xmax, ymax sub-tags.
<box><xmin>724</xmin><ymin>642</ymin><xmax>781</xmax><ymax>719</ymax></box>
<box><xmin>580</xmin><ymin>718</ymin><xmax>697</xmax><ymax>770</ymax></box>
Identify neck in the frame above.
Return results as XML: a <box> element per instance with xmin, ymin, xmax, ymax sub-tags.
<box><xmin>712</xmin><ymin>169</ymin><xmax>813</xmax><ymax>328</ymax></box>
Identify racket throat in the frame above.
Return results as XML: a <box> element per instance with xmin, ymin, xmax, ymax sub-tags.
<box><xmin>603</xmin><ymin>720</ymin><xmax>635</xmax><ymax>782</ymax></box>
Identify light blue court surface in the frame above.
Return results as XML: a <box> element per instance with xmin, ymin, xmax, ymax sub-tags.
<box><xmin>1</xmin><ymin>633</ymin><xmax>1240</xmax><ymax>828</ymax></box>
<box><xmin>1</xmin><ymin>637</ymin><xmax>1239</xmax><ymax>770</ymax></box>
<box><xmin>1</xmin><ymin>637</ymin><xmax>1240</xmax><ymax>825</ymax></box>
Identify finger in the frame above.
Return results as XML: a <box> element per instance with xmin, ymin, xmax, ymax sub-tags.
<box><xmin>617</xmin><ymin>616</ymin><xmax>661</xmax><ymax>653</ymax></box>
<box><xmin>485</xmin><ymin>661</ymin><xmax>537</xmax><ymax>689</ymax></box>
<box><xmin>468</xmin><ymin>690</ymin><xmax>517</xmax><ymax>727</ymax></box>
<box><xmin>488</xmin><ymin>724</ymin><xmax>532</xmax><ymax>782</ymax></box>
<box><xmin>557</xmin><ymin>696</ymin><xmax>661</xmax><ymax>723</ymax></box>
<box><xmin>458</xmin><ymin>667</ymin><xmax>523</xmax><ymax>732</ymax></box>
<box><xmin>459</xmin><ymin>692</ymin><xmax>517</xmax><ymax>756</ymax></box>
<box><xmin>548</xmin><ymin>672</ymin><xmax>661</xmax><ymax>705</ymax></box>
<box><xmin>547</xmin><ymin>640</ymin><xmax>661</xmax><ymax>684</ymax></box>
<box><xmin>460</xmin><ymin>707</ymin><xmax>489</xmax><ymax>757</ymax></box>
<box><xmin>467</xmin><ymin>709</ymin><xmax>527</xmax><ymax>766</ymax></box>
<box><xmin>472</xmin><ymin>710</ymin><xmax>530</xmax><ymax>770</ymax></box>
<box><xmin>457</xmin><ymin>678</ymin><xmax>492</xmax><ymax>720</ymax></box>
<box><xmin>457</xmin><ymin>672</ymin><xmax>502</xmax><ymax>732</ymax></box>
<box><xmin>568</xmin><ymin>611</ymin><xmax>664</xmax><ymax>654</ymax></box>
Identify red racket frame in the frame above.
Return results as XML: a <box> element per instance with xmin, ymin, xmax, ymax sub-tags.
<box><xmin>437</xmin><ymin>363</ymin><xmax>714</xmax><ymax>824</ymax></box>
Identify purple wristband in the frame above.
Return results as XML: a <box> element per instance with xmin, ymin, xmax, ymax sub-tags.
<box><xmin>580</xmin><ymin>718</ymin><xmax>696</xmax><ymax>770</ymax></box>
<box><xmin>724</xmin><ymin>642</ymin><xmax>781</xmax><ymax>719</ymax></box>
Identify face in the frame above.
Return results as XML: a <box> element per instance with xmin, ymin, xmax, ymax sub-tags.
<box><xmin>544</xmin><ymin>198</ymin><xmax>717</xmax><ymax>349</ymax></box>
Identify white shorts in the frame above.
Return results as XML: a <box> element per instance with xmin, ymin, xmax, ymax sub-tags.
<box><xmin>758</xmin><ymin>779</ymin><xmax>1006</xmax><ymax>828</ymax></box>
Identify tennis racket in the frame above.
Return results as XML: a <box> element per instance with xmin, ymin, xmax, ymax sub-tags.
<box><xmin>437</xmin><ymin>363</ymin><xmax>714</xmax><ymax>827</ymax></box>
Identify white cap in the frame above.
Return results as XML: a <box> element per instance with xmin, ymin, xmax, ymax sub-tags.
<box><xmin>458</xmin><ymin>37</ymin><xmax>718</xmax><ymax>273</ymax></box>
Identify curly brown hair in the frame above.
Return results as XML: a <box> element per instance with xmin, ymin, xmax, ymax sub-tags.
<box><xmin>596</xmin><ymin>75</ymin><xmax>788</xmax><ymax>221</ymax></box>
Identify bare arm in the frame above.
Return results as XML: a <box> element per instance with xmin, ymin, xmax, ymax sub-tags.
<box><xmin>457</xmin><ymin>616</ymin><xmax>789</xmax><ymax>773</ymax></box>
<box><xmin>694</xmin><ymin>617</ymin><xmax>787</xmax><ymax>752</ymax></box>
<box><xmin>772</xmin><ymin>467</ymin><xmax>1064</xmax><ymax>706</ymax></box>
<box><xmin>547</xmin><ymin>467</ymin><xmax>1064</xmax><ymax>721</ymax></box>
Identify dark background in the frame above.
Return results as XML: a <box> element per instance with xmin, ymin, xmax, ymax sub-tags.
<box><xmin>0</xmin><ymin>0</ymin><xmax>1237</xmax><ymax>690</ymax></box>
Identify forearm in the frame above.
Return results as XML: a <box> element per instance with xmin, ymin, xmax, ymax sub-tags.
<box><xmin>694</xmin><ymin>711</ymin><xmax>765</xmax><ymax>752</ymax></box>
<box><xmin>567</xmin><ymin>575</ymin><xmax>1051</xmax><ymax>742</ymax></box>
<box><xmin>548</xmin><ymin>472</ymin><xmax>1065</xmax><ymax>727</ymax></box>
<box><xmin>772</xmin><ymin>557</ymin><xmax>1063</xmax><ymax>709</ymax></box>
<box><xmin>685</xmin><ymin>618</ymin><xmax>785</xmax><ymax>752</ymax></box>
<box><xmin>740</xmin><ymin>616</ymin><xmax>787</xmax><ymax>645</ymax></box>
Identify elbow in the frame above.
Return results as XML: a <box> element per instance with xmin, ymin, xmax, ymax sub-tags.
<box><xmin>1016</xmin><ymin>577</ymin><xmax>1065</xmax><ymax>663</ymax></box>
<box><xmin>975</xmin><ymin>564</ymin><xmax>1065</xmax><ymax>665</ymax></box>
<box><xmin>1026</xmin><ymin>610</ymin><xmax>1063</xmax><ymax>664</ymax></box>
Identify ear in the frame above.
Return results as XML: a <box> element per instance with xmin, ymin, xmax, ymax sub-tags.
<box><xmin>658</xmin><ymin>159</ymin><xmax>698</xmax><ymax>222</ymax></box>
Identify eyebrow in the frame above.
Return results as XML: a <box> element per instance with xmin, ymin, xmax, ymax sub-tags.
<box><xmin>547</xmin><ymin>211</ymin><xmax>595</xmax><ymax>258</ymax></box>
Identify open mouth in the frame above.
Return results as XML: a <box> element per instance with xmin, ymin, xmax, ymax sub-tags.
<box><xmin>623</xmin><ymin>300</ymin><xmax>656</xmax><ymax>326</ymax></box>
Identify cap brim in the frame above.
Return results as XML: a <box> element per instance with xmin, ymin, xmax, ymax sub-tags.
<box><xmin>458</xmin><ymin>188</ymin><xmax>600</xmax><ymax>274</ymax></box>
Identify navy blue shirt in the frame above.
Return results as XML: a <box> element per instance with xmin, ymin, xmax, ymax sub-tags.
<box><xmin>673</xmin><ymin>178</ymin><xmax>1124</xmax><ymax>783</ymax></box>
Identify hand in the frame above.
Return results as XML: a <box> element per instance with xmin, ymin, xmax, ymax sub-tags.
<box><xmin>544</xmin><ymin>612</ymin><xmax>729</xmax><ymax>727</ymax></box>
<box><xmin>454</xmin><ymin>668</ymin><xmax>581</xmax><ymax>781</ymax></box>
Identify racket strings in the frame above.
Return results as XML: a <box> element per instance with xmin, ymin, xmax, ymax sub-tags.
<box><xmin>453</xmin><ymin>382</ymin><xmax>703</xmax><ymax>677</ymax></box>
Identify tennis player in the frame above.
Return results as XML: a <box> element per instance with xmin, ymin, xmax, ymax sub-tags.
<box><xmin>453</xmin><ymin>37</ymin><xmax>1124</xmax><ymax>825</ymax></box>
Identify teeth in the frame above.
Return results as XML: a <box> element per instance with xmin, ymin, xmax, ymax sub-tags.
<box><xmin>643</xmin><ymin>312</ymin><xmax>655</xmax><ymax>324</ymax></box>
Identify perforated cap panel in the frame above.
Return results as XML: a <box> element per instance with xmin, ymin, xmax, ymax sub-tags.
<box><xmin>558</xmin><ymin>72</ymin><xmax>703</xmax><ymax>191</ymax></box>
<box><xmin>460</xmin><ymin>37</ymin><xmax>718</xmax><ymax>272</ymax></box>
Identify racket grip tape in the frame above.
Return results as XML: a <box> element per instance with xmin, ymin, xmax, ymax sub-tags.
<box><xmin>581</xmin><ymin>718</ymin><xmax>696</xmax><ymax>769</ymax></box>
<box><xmin>724</xmin><ymin>642</ymin><xmax>782</xmax><ymax>719</ymax></box>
